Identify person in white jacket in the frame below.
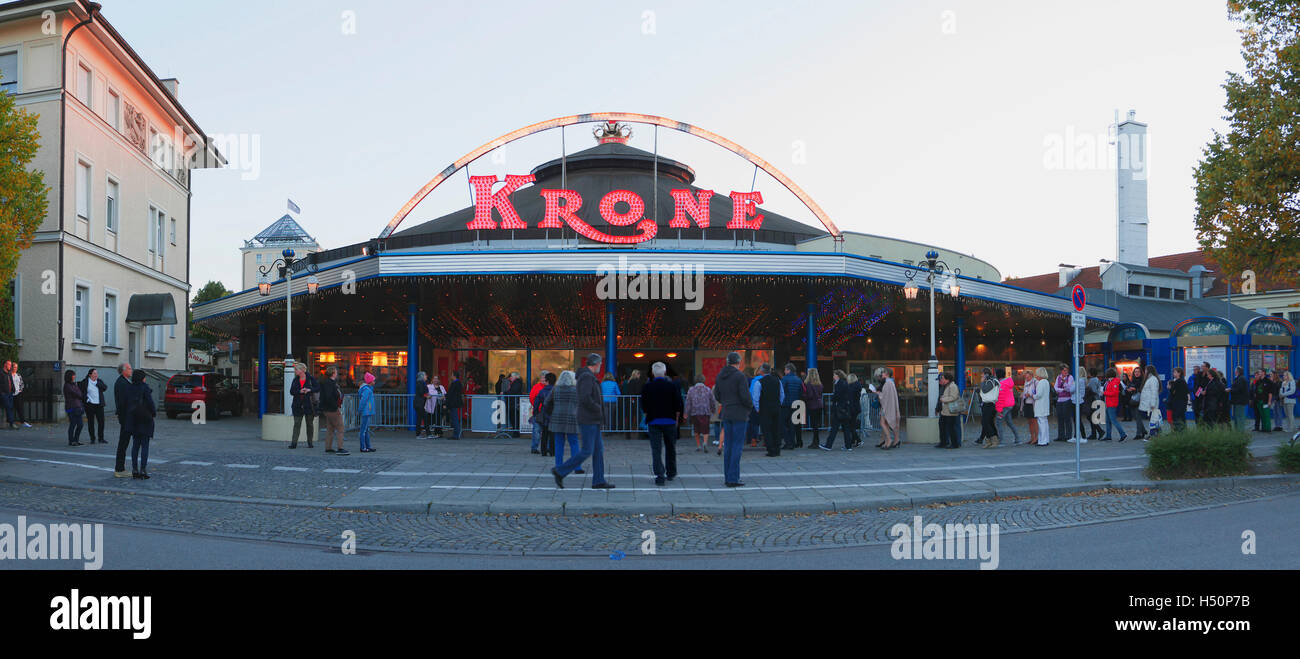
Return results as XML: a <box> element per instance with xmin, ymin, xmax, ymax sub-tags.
<box><xmin>1278</xmin><ymin>371</ymin><xmax>1296</xmax><ymax>432</ymax></box>
<box><xmin>1033</xmin><ymin>368</ymin><xmax>1052</xmax><ymax>445</ymax></box>
<box><xmin>1137</xmin><ymin>365</ymin><xmax>1161</xmax><ymax>440</ymax></box>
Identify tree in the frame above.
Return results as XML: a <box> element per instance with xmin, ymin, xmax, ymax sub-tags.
<box><xmin>189</xmin><ymin>280</ymin><xmax>233</xmax><ymax>346</ymax></box>
<box><xmin>0</xmin><ymin>73</ymin><xmax>52</xmax><ymax>363</ymax></box>
<box><xmin>1194</xmin><ymin>0</ymin><xmax>1300</xmax><ymax>286</ymax></box>
<box><xmin>193</xmin><ymin>280</ymin><xmax>234</xmax><ymax>305</ymax></box>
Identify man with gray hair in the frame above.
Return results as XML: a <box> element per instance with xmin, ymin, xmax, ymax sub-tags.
<box><xmin>640</xmin><ymin>362</ymin><xmax>683</xmax><ymax>486</ymax></box>
<box><xmin>112</xmin><ymin>362</ymin><xmax>134</xmax><ymax>477</ymax></box>
<box><xmin>552</xmin><ymin>354</ymin><xmax>615</xmax><ymax>489</ymax></box>
<box><xmin>713</xmin><ymin>352</ymin><xmax>750</xmax><ymax>487</ymax></box>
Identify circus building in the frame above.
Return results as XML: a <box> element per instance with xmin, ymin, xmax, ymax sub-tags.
<box><xmin>192</xmin><ymin>114</ymin><xmax>1117</xmax><ymax>435</ymax></box>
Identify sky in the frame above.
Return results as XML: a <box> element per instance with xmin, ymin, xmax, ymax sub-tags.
<box><xmin>98</xmin><ymin>0</ymin><xmax>1247</xmax><ymax>293</ymax></box>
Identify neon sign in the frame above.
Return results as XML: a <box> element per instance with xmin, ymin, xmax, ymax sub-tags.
<box><xmin>466</xmin><ymin>174</ymin><xmax>764</xmax><ymax>244</ymax></box>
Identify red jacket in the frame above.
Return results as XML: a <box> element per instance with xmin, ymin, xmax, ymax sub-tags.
<box><xmin>1104</xmin><ymin>378</ymin><xmax>1122</xmax><ymax>408</ymax></box>
<box><xmin>529</xmin><ymin>381</ymin><xmax>545</xmax><ymax>407</ymax></box>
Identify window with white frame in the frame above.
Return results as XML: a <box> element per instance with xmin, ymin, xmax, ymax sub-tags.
<box><xmin>146</xmin><ymin>324</ymin><xmax>165</xmax><ymax>353</ymax></box>
<box><xmin>169</xmin><ymin>217</ymin><xmax>176</xmax><ymax>245</ymax></box>
<box><xmin>74</xmin><ymin>285</ymin><xmax>89</xmax><ymax>343</ymax></box>
<box><xmin>105</xmin><ymin>179</ymin><xmax>118</xmax><ymax>232</ymax></box>
<box><xmin>107</xmin><ymin>89</ymin><xmax>120</xmax><ymax>130</ymax></box>
<box><xmin>0</xmin><ymin>51</ymin><xmax>17</xmax><ymax>94</ymax></box>
<box><xmin>156</xmin><ymin>211</ymin><xmax>166</xmax><ymax>270</ymax></box>
<box><xmin>103</xmin><ymin>292</ymin><xmax>117</xmax><ymax>346</ymax></box>
<box><xmin>148</xmin><ymin>206</ymin><xmax>166</xmax><ymax>269</ymax></box>
<box><xmin>76</xmin><ymin>161</ymin><xmax>91</xmax><ymax>221</ymax></box>
<box><xmin>77</xmin><ymin>62</ymin><xmax>92</xmax><ymax>106</ymax></box>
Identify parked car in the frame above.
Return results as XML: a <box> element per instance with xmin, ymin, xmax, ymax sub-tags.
<box><xmin>163</xmin><ymin>372</ymin><xmax>243</xmax><ymax>420</ymax></box>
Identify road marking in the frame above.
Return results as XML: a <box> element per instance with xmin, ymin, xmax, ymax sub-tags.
<box><xmin>0</xmin><ymin>455</ymin><xmax>115</xmax><ymax>472</ymax></box>
<box><xmin>0</xmin><ymin>446</ymin><xmax>170</xmax><ymax>463</ymax></box>
<box><xmin>225</xmin><ymin>464</ymin><xmax>260</xmax><ymax>469</ymax></box>
<box><xmin>273</xmin><ymin>466</ymin><xmax>309</xmax><ymax>472</ymax></box>
<box><xmin>355</xmin><ymin>465</ymin><xmax>1146</xmax><ymax>493</ymax></box>
<box><xmin>323</xmin><ymin>468</ymin><xmax>362</xmax><ymax>474</ymax></box>
<box><xmin>179</xmin><ymin>461</ymin><xmax>214</xmax><ymax>466</ymax></box>
<box><xmin>369</xmin><ymin>454</ymin><xmax>1146</xmax><ymax>480</ymax></box>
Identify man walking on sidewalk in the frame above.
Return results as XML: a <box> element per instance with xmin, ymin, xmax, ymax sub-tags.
<box><xmin>551</xmin><ymin>354</ymin><xmax>615</xmax><ymax>490</ymax></box>
<box><xmin>112</xmin><ymin>362</ymin><xmax>134</xmax><ymax>477</ymax></box>
<box><xmin>714</xmin><ymin>352</ymin><xmax>750</xmax><ymax>487</ymax></box>
<box><xmin>640</xmin><ymin>362</ymin><xmax>682</xmax><ymax>486</ymax></box>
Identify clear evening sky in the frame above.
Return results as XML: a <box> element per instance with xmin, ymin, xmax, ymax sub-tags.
<box><xmin>97</xmin><ymin>0</ymin><xmax>1244</xmax><ymax>293</ymax></box>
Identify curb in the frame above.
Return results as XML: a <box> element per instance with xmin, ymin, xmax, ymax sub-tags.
<box><xmin>359</xmin><ymin>473</ymin><xmax>1300</xmax><ymax>516</ymax></box>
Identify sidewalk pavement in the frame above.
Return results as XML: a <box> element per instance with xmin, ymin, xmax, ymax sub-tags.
<box><xmin>0</xmin><ymin>416</ymin><xmax>1289</xmax><ymax>515</ymax></box>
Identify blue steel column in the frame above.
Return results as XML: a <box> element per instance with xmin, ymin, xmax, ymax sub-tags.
<box><xmin>407</xmin><ymin>304</ymin><xmax>417</xmax><ymax>431</ymax></box>
<box><xmin>526</xmin><ymin>348</ymin><xmax>532</xmax><ymax>390</ymax></box>
<box><xmin>806</xmin><ymin>303</ymin><xmax>817</xmax><ymax>373</ymax></box>
<box><xmin>955</xmin><ymin>315</ymin><xmax>966</xmax><ymax>392</ymax></box>
<box><xmin>605</xmin><ymin>302</ymin><xmax>617</xmax><ymax>376</ymax></box>
<box><xmin>258</xmin><ymin>321</ymin><xmax>267</xmax><ymax>418</ymax></box>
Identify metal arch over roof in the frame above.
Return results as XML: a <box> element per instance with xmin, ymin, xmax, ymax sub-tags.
<box><xmin>378</xmin><ymin>112</ymin><xmax>842</xmax><ymax>239</ymax></box>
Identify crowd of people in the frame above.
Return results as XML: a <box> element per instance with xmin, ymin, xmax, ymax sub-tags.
<box><xmin>30</xmin><ymin>352</ymin><xmax>1295</xmax><ymax>492</ymax></box>
<box><xmin>55</xmin><ymin>361</ymin><xmax>156</xmax><ymax>480</ymax></box>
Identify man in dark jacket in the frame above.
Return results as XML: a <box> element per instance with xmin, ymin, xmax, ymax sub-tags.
<box><xmin>506</xmin><ymin>372</ymin><xmax>524</xmax><ymax>437</ymax></box>
<box><xmin>780</xmin><ymin>363</ymin><xmax>803</xmax><ymax>449</ymax></box>
<box><xmin>641</xmin><ymin>362</ymin><xmax>683</xmax><ymax>486</ymax></box>
<box><xmin>445</xmin><ymin>371</ymin><xmax>464</xmax><ymax>440</ymax></box>
<box><xmin>319</xmin><ymin>366</ymin><xmax>349</xmax><ymax>455</ymax></box>
<box><xmin>552</xmin><ymin>354</ymin><xmax>614</xmax><ymax>489</ymax></box>
<box><xmin>1230</xmin><ymin>367</ymin><xmax>1251</xmax><ymax>432</ymax></box>
<box><xmin>756</xmin><ymin>364</ymin><xmax>784</xmax><ymax>457</ymax></box>
<box><xmin>0</xmin><ymin>360</ymin><xmax>14</xmax><ymax>429</ymax></box>
<box><xmin>713</xmin><ymin>352</ymin><xmax>750</xmax><ymax>487</ymax></box>
<box><xmin>112</xmin><ymin>362</ymin><xmax>134</xmax><ymax>477</ymax></box>
<box><xmin>1168</xmin><ymin>367</ymin><xmax>1188</xmax><ymax>432</ymax></box>
<box><xmin>289</xmin><ymin>362</ymin><xmax>319</xmax><ymax>449</ymax></box>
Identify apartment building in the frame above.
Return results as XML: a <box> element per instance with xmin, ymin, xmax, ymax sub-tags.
<box><xmin>2</xmin><ymin>0</ymin><xmax>222</xmax><ymax>409</ymax></box>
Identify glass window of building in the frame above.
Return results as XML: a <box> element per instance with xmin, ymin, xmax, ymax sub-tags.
<box><xmin>0</xmin><ymin>51</ymin><xmax>17</xmax><ymax>94</ymax></box>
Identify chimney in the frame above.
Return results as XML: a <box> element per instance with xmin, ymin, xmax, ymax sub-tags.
<box><xmin>1116</xmin><ymin>109</ymin><xmax>1148</xmax><ymax>266</ymax></box>
<box><xmin>1188</xmin><ymin>265</ymin><xmax>1211</xmax><ymax>299</ymax></box>
<box><xmin>160</xmin><ymin>77</ymin><xmax>180</xmax><ymax>100</ymax></box>
<box><xmin>1058</xmin><ymin>264</ymin><xmax>1081</xmax><ymax>288</ymax></box>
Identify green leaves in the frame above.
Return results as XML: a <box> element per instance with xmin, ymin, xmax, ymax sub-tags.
<box><xmin>0</xmin><ymin>76</ymin><xmax>51</xmax><ymax>362</ymax></box>
<box><xmin>1194</xmin><ymin>0</ymin><xmax>1300</xmax><ymax>285</ymax></box>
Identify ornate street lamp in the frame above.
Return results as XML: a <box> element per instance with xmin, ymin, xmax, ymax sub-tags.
<box><xmin>257</xmin><ymin>248</ymin><xmax>319</xmax><ymax>413</ymax></box>
<box><xmin>903</xmin><ymin>250</ymin><xmax>962</xmax><ymax>418</ymax></box>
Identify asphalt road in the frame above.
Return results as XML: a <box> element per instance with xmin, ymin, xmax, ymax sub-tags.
<box><xmin>3</xmin><ymin>493</ymin><xmax>1294</xmax><ymax>569</ymax></box>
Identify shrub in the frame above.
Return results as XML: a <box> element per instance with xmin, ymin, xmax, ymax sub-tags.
<box><xmin>1144</xmin><ymin>426</ymin><xmax>1251</xmax><ymax>479</ymax></box>
<box><xmin>1277</xmin><ymin>439</ymin><xmax>1300</xmax><ymax>474</ymax></box>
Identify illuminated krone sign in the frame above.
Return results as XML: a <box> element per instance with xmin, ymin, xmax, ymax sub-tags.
<box><xmin>464</xmin><ymin>174</ymin><xmax>764</xmax><ymax>244</ymax></box>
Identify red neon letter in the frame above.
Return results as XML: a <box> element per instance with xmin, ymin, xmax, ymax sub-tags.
<box><xmin>539</xmin><ymin>189</ymin><xmax>582</xmax><ymax>229</ymax></box>
<box><xmin>669</xmin><ymin>189</ymin><xmax>713</xmax><ymax>228</ymax></box>
<box><xmin>465</xmin><ymin>174</ymin><xmax>535</xmax><ymax>230</ymax></box>
<box><xmin>727</xmin><ymin>191</ymin><xmax>764</xmax><ymax>230</ymax></box>
<box><xmin>598</xmin><ymin>190</ymin><xmax>645</xmax><ymax>227</ymax></box>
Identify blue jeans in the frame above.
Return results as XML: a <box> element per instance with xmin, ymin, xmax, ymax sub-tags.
<box><xmin>531</xmin><ymin>419</ymin><xmax>542</xmax><ymax>450</ymax></box>
<box><xmin>1105</xmin><ymin>406</ymin><xmax>1127</xmax><ymax>439</ymax></box>
<box><xmin>66</xmin><ymin>408</ymin><xmax>84</xmax><ymax>444</ymax></box>
<box><xmin>647</xmin><ymin>423</ymin><xmax>677</xmax><ymax>480</ymax></box>
<box><xmin>449</xmin><ymin>408</ymin><xmax>462</xmax><ymax>439</ymax></box>
<box><xmin>359</xmin><ymin>415</ymin><xmax>372</xmax><ymax>450</ymax></box>
<box><xmin>556</xmin><ymin>424</ymin><xmax>605</xmax><ymax>485</ymax></box>
<box><xmin>131</xmin><ymin>434</ymin><xmax>151</xmax><ymax>472</ymax></box>
<box><xmin>0</xmin><ymin>393</ymin><xmax>12</xmax><ymax>425</ymax></box>
<box><xmin>997</xmin><ymin>409</ymin><xmax>1020</xmax><ymax>442</ymax></box>
<box><xmin>554</xmin><ymin>432</ymin><xmax>580</xmax><ymax>468</ymax></box>
<box><xmin>721</xmin><ymin>419</ymin><xmax>747</xmax><ymax>484</ymax></box>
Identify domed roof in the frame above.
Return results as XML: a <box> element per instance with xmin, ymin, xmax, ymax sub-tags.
<box><xmin>392</xmin><ymin>143</ymin><xmax>826</xmax><ymax>241</ymax></box>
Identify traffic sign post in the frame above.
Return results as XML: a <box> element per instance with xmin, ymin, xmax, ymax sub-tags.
<box><xmin>1070</xmin><ymin>286</ymin><xmax>1086</xmax><ymax>480</ymax></box>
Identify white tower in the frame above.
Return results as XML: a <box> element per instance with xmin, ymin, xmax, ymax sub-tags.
<box><xmin>1115</xmin><ymin>110</ymin><xmax>1148</xmax><ymax>266</ymax></box>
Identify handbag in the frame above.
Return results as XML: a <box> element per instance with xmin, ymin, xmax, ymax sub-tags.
<box><xmin>946</xmin><ymin>399</ymin><xmax>966</xmax><ymax>415</ymax></box>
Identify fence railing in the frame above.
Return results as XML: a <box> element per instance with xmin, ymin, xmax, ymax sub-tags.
<box><xmin>338</xmin><ymin>391</ymin><xmax>899</xmax><ymax>436</ymax></box>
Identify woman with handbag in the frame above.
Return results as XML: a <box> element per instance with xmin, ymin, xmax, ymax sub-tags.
<box><xmin>1138</xmin><ymin>365</ymin><xmax>1161</xmax><ymax>440</ymax></box>
<box><xmin>1279</xmin><ymin>371</ymin><xmax>1296</xmax><ymax>432</ymax></box>
<box><xmin>1023</xmin><ymin>371</ymin><xmax>1039</xmax><ymax>442</ymax></box>
<box><xmin>937</xmin><ymin>372</ymin><xmax>962</xmax><ymax>449</ymax></box>
<box><xmin>1033</xmin><ymin>367</ymin><xmax>1052</xmax><ymax>446</ymax></box>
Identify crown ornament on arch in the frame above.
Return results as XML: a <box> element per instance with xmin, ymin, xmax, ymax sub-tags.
<box><xmin>593</xmin><ymin>120</ymin><xmax>632</xmax><ymax>144</ymax></box>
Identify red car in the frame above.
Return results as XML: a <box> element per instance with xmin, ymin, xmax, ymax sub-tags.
<box><xmin>163</xmin><ymin>372</ymin><xmax>243</xmax><ymax>420</ymax></box>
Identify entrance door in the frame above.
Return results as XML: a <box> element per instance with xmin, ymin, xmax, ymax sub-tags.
<box><xmin>128</xmin><ymin>331</ymin><xmax>139</xmax><ymax>367</ymax></box>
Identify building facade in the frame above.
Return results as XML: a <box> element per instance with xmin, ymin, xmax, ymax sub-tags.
<box><xmin>2</xmin><ymin>0</ymin><xmax>221</xmax><ymax>410</ymax></box>
<box><xmin>193</xmin><ymin>116</ymin><xmax>1116</xmax><ymax>428</ymax></box>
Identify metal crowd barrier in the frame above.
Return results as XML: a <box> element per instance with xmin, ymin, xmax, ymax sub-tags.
<box><xmin>334</xmin><ymin>391</ymin><xmax>906</xmax><ymax>438</ymax></box>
